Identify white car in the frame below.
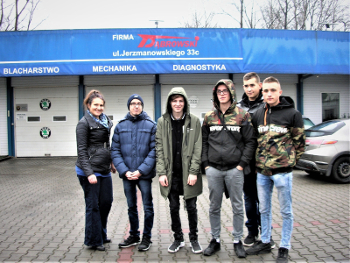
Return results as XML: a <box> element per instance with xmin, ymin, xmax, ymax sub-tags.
<box><xmin>296</xmin><ymin>119</ymin><xmax>350</xmax><ymax>183</ymax></box>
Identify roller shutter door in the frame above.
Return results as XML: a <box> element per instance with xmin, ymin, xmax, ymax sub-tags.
<box><xmin>0</xmin><ymin>78</ymin><xmax>8</xmax><ymax>156</ymax></box>
<box><xmin>84</xmin><ymin>75</ymin><xmax>156</xmax><ymax>126</ymax></box>
<box><xmin>160</xmin><ymin>74</ymin><xmax>229</xmax><ymax>123</ymax></box>
<box><xmin>13</xmin><ymin>76</ymin><xmax>79</xmax><ymax>157</ymax></box>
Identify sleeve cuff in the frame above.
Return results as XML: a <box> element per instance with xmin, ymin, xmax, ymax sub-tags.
<box><xmin>202</xmin><ymin>161</ymin><xmax>209</xmax><ymax>168</ymax></box>
<box><xmin>239</xmin><ymin>161</ymin><xmax>248</xmax><ymax>169</ymax></box>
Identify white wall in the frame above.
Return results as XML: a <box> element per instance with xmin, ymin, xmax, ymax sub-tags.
<box><xmin>303</xmin><ymin>75</ymin><xmax>350</xmax><ymax>125</ymax></box>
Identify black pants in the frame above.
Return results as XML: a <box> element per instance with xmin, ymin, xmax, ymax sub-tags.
<box><xmin>78</xmin><ymin>176</ymin><xmax>113</xmax><ymax>246</ymax></box>
<box><xmin>243</xmin><ymin>171</ymin><xmax>261</xmax><ymax>236</ymax></box>
<box><xmin>168</xmin><ymin>183</ymin><xmax>198</xmax><ymax>241</ymax></box>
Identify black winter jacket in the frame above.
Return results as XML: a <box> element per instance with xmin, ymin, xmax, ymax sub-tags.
<box><xmin>237</xmin><ymin>91</ymin><xmax>264</xmax><ymax>118</ymax></box>
<box><xmin>202</xmin><ymin>79</ymin><xmax>256</xmax><ymax>172</ymax></box>
<box><xmin>76</xmin><ymin>111</ymin><xmax>113</xmax><ymax>176</ymax></box>
<box><xmin>237</xmin><ymin>91</ymin><xmax>265</xmax><ymax>174</ymax></box>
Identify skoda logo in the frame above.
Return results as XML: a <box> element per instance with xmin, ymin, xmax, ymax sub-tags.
<box><xmin>40</xmin><ymin>127</ymin><xmax>51</xmax><ymax>139</ymax></box>
<box><xmin>40</xmin><ymin>99</ymin><xmax>51</xmax><ymax>111</ymax></box>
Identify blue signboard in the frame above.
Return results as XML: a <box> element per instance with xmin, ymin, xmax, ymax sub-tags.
<box><xmin>0</xmin><ymin>28</ymin><xmax>348</xmax><ymax>76</ymax></box>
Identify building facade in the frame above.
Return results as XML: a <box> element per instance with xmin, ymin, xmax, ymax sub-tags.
<box><xmin>0</xmin><ymin>28</ymin><xmax>349</xmax><ymax>157</ymax></box>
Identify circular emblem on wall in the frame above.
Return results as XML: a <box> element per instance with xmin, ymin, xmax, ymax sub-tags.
<box><xmin>188</xmin><ymin>96</ymin><xmax>199</xmax><ymax>108</ymax></box>
<box><xmin>40</xmin><ymin>98</ymin><xmax>51</xmax><ymax>111</ymax></box>
<box><xmin>40</xmin><ymin>127</ymin><xmax>51</xmax><ymax>139</ymax></box>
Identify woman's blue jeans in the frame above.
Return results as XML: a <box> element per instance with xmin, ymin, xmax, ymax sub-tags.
<box><xmin>123</xmin><ymin>179</ymin><xmax>154</xmax><ymax>239</ymax></box>
<box><xmin>78</xmin><ymin>176</ymin><xmax>113</xmax><ymax>247</ymax></box>
<box><xmin>257</xmin><ymin>172</ymin><xmax>293</xmax><ymax>249</ymax></box>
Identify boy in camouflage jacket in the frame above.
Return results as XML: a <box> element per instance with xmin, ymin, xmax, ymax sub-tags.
<box><xmin>202</xmin><ymin>79</ymin><xmax>256</xmax><ymax>258</ymax></box>
<box><xmin>247</xmin><ymin>76</ymin><xmax>305</xmax><ymax>263</ymax></box>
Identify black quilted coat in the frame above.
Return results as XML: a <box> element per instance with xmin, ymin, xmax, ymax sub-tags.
<box><xmin>75</xmin><ymin>111</ymin><xmax>113</xmax><ymax>176</ymax></box>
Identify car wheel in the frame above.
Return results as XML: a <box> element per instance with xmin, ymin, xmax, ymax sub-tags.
<box><xmin>332</xmin><ymin>156</ymin><xmax>350</xmax><ymax>184</ymax></box>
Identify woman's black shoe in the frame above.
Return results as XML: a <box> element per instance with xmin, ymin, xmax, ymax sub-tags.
<box><xmin>88</xmin><ymin>245</ymin><xmax>106</xmax><ymax>251</ymax></box>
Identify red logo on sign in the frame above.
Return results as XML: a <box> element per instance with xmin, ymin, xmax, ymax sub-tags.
<box><xmin>138</xmin><ymin>34</ymin><xmax>199</xmax><ymax>48</ymax></box>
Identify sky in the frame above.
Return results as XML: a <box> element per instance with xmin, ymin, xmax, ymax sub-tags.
<box><xmin>31</xmin><ymin>0</ymin><xmax>247</xmax><ymax>30</ymax></box>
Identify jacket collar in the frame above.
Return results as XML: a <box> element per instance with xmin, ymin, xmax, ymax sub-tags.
<box><xmin>84</xmin><ymin>111</ymin><xmax>112</xmax><ymax>129</ymax></box>
<box><xmin>171</xmin><ymin>113</ymin><xmax>186</xmax><ymax>120</ymax></box>
<box><xmin>239</xmin><ymin>90</ymin><xmax>264</xmax><ymax>107</ymax></box>
<box><xmin>124</xmin><ymin>111</ymin><xmax>148</xmax><ymax>122</ymax></box>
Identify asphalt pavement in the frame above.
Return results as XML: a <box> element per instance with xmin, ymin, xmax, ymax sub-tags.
<box><xmin>0</xmin><ymin>157</ymin><xmax>349</xmax><ymax>263</ymax></box>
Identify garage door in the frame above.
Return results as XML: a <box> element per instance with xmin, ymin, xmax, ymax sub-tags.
<box><xmin>84</xmin><ymin>75</ymin><xmax>156</xmax><ymax>130</ymax></box>
<box><xmin>160</xmin><ymin>74</ymin><xmax>229</xmax><ymax>123</ymax></box>
<box><xmin>0</xmin><ymin>78</ymin><xmax>8</xmax><ymax>156</ymax></box>
<box><xmin>85</xmin><ymin>85</ymin><xmax>155</xmax><ymax>125</ymax></box>
<box><xmin>13</xmin><ymin>76</ymin><xmax>79</xmax><ymax>157</ymax></box>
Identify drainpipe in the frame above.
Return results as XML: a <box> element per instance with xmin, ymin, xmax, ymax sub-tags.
<box><xmin>78</xmin><ymin>76</ymin><xmax>85</xmax><ymax>119</ymax></box>
<box><xmin>229</xmin><ymin>73</ymin><xmax>234</xmax><ymax>82</ymax></box>
<box><xmin>6</xmin><ymin>77</ymin><xmax>14</xmax><ymax>156</ymax></box>
<box><xmin>154</xmin><ymin>74</ymin><xmax>161</xmax><ymax>122</ymax></box>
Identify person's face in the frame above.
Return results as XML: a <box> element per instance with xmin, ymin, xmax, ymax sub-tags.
<box><xmin>129</xmin><ymin>99</ymin><xmax>143</xmax><ymax>117</ymax></box>
<box><xmin>171</xmin><ymin>96</ymin><xmax>185</xmax><ymax>114</ymax></box>
<box><xmin>262</xmin><ymin>82</ymin><xmax>282</xmax><ymax>107</ymax></box>
<box><xmin>87</xmin><ymin>98</ymin><xmax>104</xmax><ymax>118</ymax></box>
<box><xmin>216</xmin><ymin>84</ymin><xmax>231</xmax><ymax>104</ymax></box>
<box><xmin>243</xmin><ymin>77</ymin><xmax>262</xmax><ymax>101</ymax></box>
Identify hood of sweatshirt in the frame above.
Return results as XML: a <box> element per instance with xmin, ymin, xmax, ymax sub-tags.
<box><xmin>165</xmin><ymin>87</ymin><xmax>190</xmax><ymax>115</ymax></box>
<box><xmin>266</xmin><ymin>96</ymin><xmax>295</xmax><ymax>110</ymax></box>
<box><xmin>212</xmin><ymin>79</ymin><xmax>237</xmax><ymax>113</ymax></box>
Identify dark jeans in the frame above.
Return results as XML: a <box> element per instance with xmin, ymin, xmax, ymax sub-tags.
<box><xmin>168</xmin><ymin>184</ymin><xmax>198</xmax><ymax>240</ymax></box>
<box><xmin>123</xmin><ymin>179</ymin><xmax>154</xmax><ymax>239</ymax></box>
<box><xmin>78</xmin><ymin>176</ymin><xmax>113</xmax><ymax>247</ymax></box>
<box><xmin>243</xmin><ymin>171</ymin><xmax>261</xmax><ymax>236</ymax></box>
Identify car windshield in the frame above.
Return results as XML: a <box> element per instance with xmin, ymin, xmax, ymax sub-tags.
<box><xmin>306</xmin><ymin>120</ymin><xmax>345</xmax><ymax>137</ymax></box>
<box><xmin>303</xmin><ymin>118</ymin><xmax>314</xmax><ymax>129</ymax></box>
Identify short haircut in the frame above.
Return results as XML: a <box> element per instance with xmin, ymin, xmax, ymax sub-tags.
<box><xmin>243</xmin><ymin>72</ymin><xmax>260</xmax><ymax>83</ymax></box>
<box><xmin>263</xmin><ymin>76</ymin><xmax>280</xmax><ymax>85</ymax></box>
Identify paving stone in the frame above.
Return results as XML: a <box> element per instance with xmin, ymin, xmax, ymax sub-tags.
<box><xmin>63</xmin><ymin>252</ymin><xmax>79</xmax><ymax>261</ymax></box>
<box><xmin>5</xmin><ymin>253</ymin><xmax>23</xmax><ymax>261</ymax></box>
<box><xmin>0</xmin><ymin>157</ymin><xmax>349</xmax><ymax>263</ymax></box>
<box><xmin>19</xmin><ymin>255</ymin><xmax>39</xmax><ymax>262</ymax></box>
<box><xmin>34</xmin><ymin>253</ymin><xmax>50</xmax><ymax>261</ymax></box>
<box><xmin>47</xmin><ymin>255</ymin><xmax>65</xmax><ymax>262</ymax></box>
<box><xmin>314</xmin><ymin>250</ymin><xmax>333</xmax><ymax>258</ymax></box>
<box><xmin>25</xmin><ymin>250</ymin><xmax>41</xmax><ymax>257</ymax></box>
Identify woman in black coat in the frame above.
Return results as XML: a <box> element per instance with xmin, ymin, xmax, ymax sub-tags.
<box><xmin>75</xmin><ymin>89</ymin><xmax>116</xmax><ymax>251</ymax></box>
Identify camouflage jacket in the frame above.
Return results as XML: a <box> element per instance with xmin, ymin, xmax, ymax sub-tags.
<box><xmin>201</xmin><ymin>79</ymin><xmax>256</xmax><ymax>172</ymax></box>
<box><xmin>251</xmin><ymin>96</ymin><xmax>306</xmax><ymax>176</ymax></box>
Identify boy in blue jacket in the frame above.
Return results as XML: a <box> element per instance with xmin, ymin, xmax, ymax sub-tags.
<box><xmin>111</xmin><ymin>94</ymin><xmax>157</xmax><ymax>251</ymax></box>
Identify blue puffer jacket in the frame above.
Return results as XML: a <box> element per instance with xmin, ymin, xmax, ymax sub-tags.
<box><xmin>111</xmin><ymin>111</ymin><xmax>157</xmax><ymax>180</ymax></box>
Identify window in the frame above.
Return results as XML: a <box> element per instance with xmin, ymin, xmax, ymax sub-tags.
<box><xmin>306</xmin><ymin>120</ymin><xmax>345</xmax><ymax>137</ymax></box>
<box><xmin>27</xmin><ymin>116</ymin><xmax>40</xmax><ymax>122</ymax></box>
<box><xmin>322</xmin><ymin>93</ymin><xmax>339</xmax><ymax>122</ymax></box>
<box><xmin>53</xmin><ymin>116</ymin><xmax>66</xmax><ymax>122</ymax></box>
